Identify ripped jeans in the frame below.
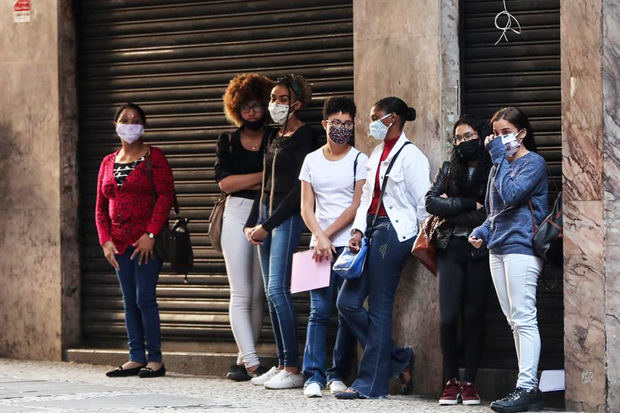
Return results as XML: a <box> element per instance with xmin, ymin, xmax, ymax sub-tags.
<box><xmin>336</xmin><ymin>215</ymin><xmax>414</xmax><ymax>398</ymax></box>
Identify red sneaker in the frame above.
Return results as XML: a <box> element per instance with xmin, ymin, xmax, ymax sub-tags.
<box><xmin>439</xmin><ymin>378</ymin><xmax>460</xmax><ymax>405</ymax></box>
<box><xmin>460</xmin><ymin>381</ymin><xmax>481</xmax><ymax>405</ymax></box>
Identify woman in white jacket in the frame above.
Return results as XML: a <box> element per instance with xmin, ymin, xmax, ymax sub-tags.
<box><xmin>334</xmin><ymin>96</ymin><xmax>431</xmax><ymax>399</ymax></box>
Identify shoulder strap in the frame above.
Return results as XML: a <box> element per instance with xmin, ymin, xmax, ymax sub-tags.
<box><xmin>146</xmin><ymin>151</ymin><xmax>180</xmax><ymax>215</ymax></box>
<box><xmin>527</xmin><ymin>199</ymin><xmax>537</xmax><ymax>235</ymax></box>
<box><xmin>353</xmin><ymin>151</ymin><xmax>362</xmax><ymax>190</ymax></box>
<box><xmin>369</xmin><ymin>142</ymin><xmax>412</xmax><ymax>234</ymax></box>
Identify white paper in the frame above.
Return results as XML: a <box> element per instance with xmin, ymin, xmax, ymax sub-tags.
<box><xmin>539</xmin><ymin>369</ymin><xmax>565</xmax><ymax>392</ymax></box>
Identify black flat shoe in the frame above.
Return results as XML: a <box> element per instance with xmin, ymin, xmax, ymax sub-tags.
<box><xmin>105</xmin><ymin>364</ymin><xmax>145</xmax><ymax>377</ymax></box>
<box><xmin>226</xmin><ymin>364</ymin><xmax>251</xmax><ymax>382</ymax></box>
<box><xmin>334</xmin><ymin>389</ymin><xmax>366</xmax><ymax>400</ymax></box>
<box><xmin>138</xmin><ymin>365</ymin><xmax>166</xmax><ymax>378</ymax></box>
<box><xmin>400</xmin><ymin>347</ymin><xmax>415</xmax><ymax>395</ymax></box>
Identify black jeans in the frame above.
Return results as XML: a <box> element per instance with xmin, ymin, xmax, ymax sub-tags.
<box><xmin>437</xmin><ymin>236</ymin><xmax>491</xmax><ymax>383</ymax></box>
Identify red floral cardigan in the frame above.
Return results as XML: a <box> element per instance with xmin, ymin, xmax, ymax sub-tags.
<box><xmin>95</xmin><ymin>146</ymin><xmax>175</xmax><ymax>254</ymax></box>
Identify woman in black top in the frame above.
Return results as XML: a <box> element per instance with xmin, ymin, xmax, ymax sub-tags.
<box><xmin>215</xmin><ymin>73</ymin><xmax>273</xmax><ymax>382</ymax></box>
<box><xmin>244</xmin><ymin>74</ymin><xmax>316</xmax><ymax>389</ymax></box>
<box><xmin>425</xmin><ymin>116</ymin><xmax>492</xmax><ymax>405</ymax></box>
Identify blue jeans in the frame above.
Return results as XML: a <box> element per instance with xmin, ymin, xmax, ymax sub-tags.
<box><xmin>303</xmin><ymin>248</ymin><xmax>356</xmax><ymax>387</ymax></box>
<box><xmin>336</xmin><ymin>216</ymin><xmax>414</xmax><ymax>398</ymax></box>
<box><xmin>115</xmin><ymin>246</ymin><xmax>163</xmax><ymax>363</ymax></box>
<box><xmin>258</xmin><ymin>206</ymin><xmax>303</xmax><ymax>367</ymax></box>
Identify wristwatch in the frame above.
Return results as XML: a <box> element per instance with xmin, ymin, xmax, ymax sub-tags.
<box><xmin>146</xmin><ymin>232</ymin><xmax>155</xmax><ymax>239</ymax></box>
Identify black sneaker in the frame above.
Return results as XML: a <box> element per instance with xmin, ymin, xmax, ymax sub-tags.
<box><xmin>490</xmin><ymin>387</ymin><xmax>543</xmax><ymax>412</ymax></box>
<box><xmin>250</xmin><ymin>365</ymin><xmax>268</xmax><ymax>378</ymax></box>
<box><xmin>226</xmin><ymin>364</ymin><xmax>251</xmax><ymax>381</ymax></box>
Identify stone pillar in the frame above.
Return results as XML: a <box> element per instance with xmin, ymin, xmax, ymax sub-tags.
<box><xmin>602</xmin><ymin>0</ymin><xmax>620</xmax><ymax>410</ymax></box>
<box><xmin>0</xmin><ymin>1</ymin><xmax>79</xmax><ymax>360</ymax></box>
<box><xmin>353</xmin><ymin>0</ymin><xmax>459</xmax><ymax>395</ymax></box>
<box><xmin>562</xmin><ymin>0</ymin><xmax>620</xmax><ymax>410</ymax></box>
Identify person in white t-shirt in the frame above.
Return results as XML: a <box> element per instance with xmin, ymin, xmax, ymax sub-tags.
<box><xmin>298</xmin><ymin>97</ymin><xmax>368</xmax><ymax>398</ymax></box>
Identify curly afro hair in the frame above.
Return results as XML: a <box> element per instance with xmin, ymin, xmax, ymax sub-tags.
<box><xmin>223</xmin><ymin>73</ymin><xmax>274</xmax><ymax>126</ymax></box>
<box><xmin>274</xmin><ymin>73</ymin><xmax>312</xmax><ymax>107</ymax></box>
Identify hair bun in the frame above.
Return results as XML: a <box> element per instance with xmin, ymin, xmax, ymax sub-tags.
<box><xmin>406</xmin><ymin>107</ymin><xmax>416</xmax><ymax>121</ymax></box>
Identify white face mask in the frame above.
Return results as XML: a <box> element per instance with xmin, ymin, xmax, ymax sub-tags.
<box><xmin>268</xmin><ymin>101</ymin><xmax>294</xmax><ymax>125</ymax></box>
<box><xmin>499</xmin><ymin>129</ymin><xmax>523</xmax><ymax>157</ymax></box>
<box><xmin>116</xmin><ymin>123</ymin><xmax>144</xmax><ymax>144</ymax></box>
<box><xmin>368</xmin><ymin>113</ymin><xmax>393</xmax><ymax>141</ymax></box>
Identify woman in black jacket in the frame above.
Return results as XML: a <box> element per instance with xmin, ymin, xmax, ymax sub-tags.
<box><xmin>425</xmin><ymin>116</ymin><xmax>492</xmax><ymax>406</ymax></box>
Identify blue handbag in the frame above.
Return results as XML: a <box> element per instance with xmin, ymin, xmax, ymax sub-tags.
<box><xmin>333</xmin><ymin>237</ymin><xmax>369</xmax><ymax>279</ymax></box>
<box><xmin>332</xmin><ymin>142</ymin><xmax>412</xmax><ymax>280</ymax></box>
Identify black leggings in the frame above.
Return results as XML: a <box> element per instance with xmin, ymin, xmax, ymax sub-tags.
<box><xmin>437</xmin><ymin>236</ymin><xmax>491</xmax><ymax>383</ymax></box>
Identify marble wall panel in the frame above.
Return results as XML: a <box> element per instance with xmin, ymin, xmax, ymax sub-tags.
<box><xmin>561</xmin><ymin>0</ymin><xmax>604</xmax><ymax>202</ymax></box>
<box><xmin>603</xmin><ymin>0</ymin><xmax>620</xmax><ymax>201</ymax></box>
<box><xmin>563</xmin><ymin>200</ymin><xmax>606</xmax><ymax>411</ymax></box>
<box><xmin>603</xmin><ymin>2</ymin><xmax>620</xmax><ymax>410</ymax></box>
<box><xmin>604</xmin><ymin>200</ymin><xmax>620</xmax><ymax>410</ymax></box>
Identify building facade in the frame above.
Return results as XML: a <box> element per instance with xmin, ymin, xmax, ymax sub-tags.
<box><xmin>0</xmin><ymin>1</ymin><xmax>617</xmax><ymax>410</ymax></box>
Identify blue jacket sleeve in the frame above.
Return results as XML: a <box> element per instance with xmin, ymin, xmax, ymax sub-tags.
<box><xmin>487</xmin><ymin>138</ymin><xmax>546</xmax><ymax>207</ymax></box>
<box><xmin>471</xmin><ymin>217</ymin><xmax>491</xmax><ymax>243</ymax></box>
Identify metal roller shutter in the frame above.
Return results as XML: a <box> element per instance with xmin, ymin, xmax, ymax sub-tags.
<box><xmin>78</xmin><ymin>0</ymin><xmax>353</xmax><ymax>347</ymax></box>
<box><xmin>460</xmin><ymin>0</ymin><xmax>563</xmax><ymax>369</ymax></box>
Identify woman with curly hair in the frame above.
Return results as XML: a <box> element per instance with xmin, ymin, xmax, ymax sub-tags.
<box><xmin>215</xmin><ymin>73</ymin><xmax>274</xmax><ymax>382</ymax></box>
<box><xmin>244</xmin><ymin>74</ymin><xmax>317</xmax><ymax>389</ymax></box>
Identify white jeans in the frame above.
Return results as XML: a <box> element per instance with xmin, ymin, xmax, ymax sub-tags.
<box><xmin>221</xmin><ymin>196</ymin><xmax>264</xmax><ymax>368</ymax></box>
<box><xmin>489</xmin><ymin>253</ymin><xmax>543</xmax><ymax>390</ymax></box>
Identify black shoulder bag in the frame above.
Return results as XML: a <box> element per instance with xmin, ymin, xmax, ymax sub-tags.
<box><xmin>146</xmin><ymin>153</ymin><xmax>194</xmax><ymax>276</ymax></box>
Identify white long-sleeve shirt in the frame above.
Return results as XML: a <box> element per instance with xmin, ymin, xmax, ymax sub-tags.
<box><xmin>352</xmin><ymin>132</ymin><xmax>431</xmax><ymax>242</ymax></box>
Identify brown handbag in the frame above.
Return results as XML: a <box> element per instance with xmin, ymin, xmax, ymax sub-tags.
<box><xmin>208</xmin><ymin>192</ymin><xmax>227</xmax><ymax>253</ymax></box>
<box><xmin>411</xmin><ymin>215</ymin><xmax>440</xmax><ymax>276</ymax></box>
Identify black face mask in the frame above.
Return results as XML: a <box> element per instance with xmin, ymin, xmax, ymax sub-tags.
<box><xmin>456</xmin><ymin>139</ymin><xmax>480</xmax><ymax>161</ymax></box>
<box><xmin>244</xmin><ymin>118</ymin><xmax>265</xmax><ymax>131</ymax></box>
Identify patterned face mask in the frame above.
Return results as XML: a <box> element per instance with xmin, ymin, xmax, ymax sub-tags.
<box><xmin>328</xmin><ymin>124</ymin><xmax>353</xmax><ymax>144</ymax></box>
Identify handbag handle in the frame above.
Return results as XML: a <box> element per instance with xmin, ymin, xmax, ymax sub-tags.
<box><xmin>145</xmin><ymin>151</ymin><xmax>180</xmax><ymax>215</ymax></box>
<box><xmin>367</xmin><ymin>141</ymin><xmax>412</xmax><ymax>237</ymax></box>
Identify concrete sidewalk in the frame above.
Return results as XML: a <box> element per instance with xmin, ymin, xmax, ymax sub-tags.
<box><xmin>0</xmin><ymin>359</ymin><xmax>565</xmax><ymax>412</ymax></box>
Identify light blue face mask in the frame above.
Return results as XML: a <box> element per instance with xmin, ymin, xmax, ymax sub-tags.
<box><xmin>369</xmin><ymin>113</ymin><xmax>394</xmax><ymax>141</ymax></box>
<box><xmin>498</xmin><ymin>129</ymin><xmax>524</xmax><ymax>157</ymax></box>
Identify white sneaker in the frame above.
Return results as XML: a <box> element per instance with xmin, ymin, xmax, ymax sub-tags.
<box><xmin>304</xmin><ymin>382</ymin><xmax>323</xmax><ymax>398</ymax></box>
<box><xmin>264</xmin><ymin>370</ymin><xmax>304</xmax><ymax>389</ymax></box>
<box><xmin>329</xmin><ymin>380</ymin><xmax>347</xmax><ymax>394</ymax></box>
<box><xmin>250</xmin><ymin>366</ymin><xmax>279</xmax><ymax>386</ymax></box>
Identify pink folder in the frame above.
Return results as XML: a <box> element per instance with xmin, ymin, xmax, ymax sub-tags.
<box><xmin>290</xmin><ymin>249</ymin><xmax>332</xmax><ymax>294</ymax></box>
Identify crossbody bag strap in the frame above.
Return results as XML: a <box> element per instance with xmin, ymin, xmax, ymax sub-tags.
<box><xmin>257</xmin><ymin>128</ymin><xmax>277</xmax><ymax>222</ymax></box>
<box><xmin>368</xmin><ymin>141</ymin><xmax>412</xmax><ymax>234</ymax></box>
<box><xmin>353</xmin><ymin>151</ymin><xmax>361</xmax><ymax>190</ymax></box>
<box><xmin>527</xmin><ymin>199</ymin><xmax>537</xmax><ymax>235</ymax></box>
<box><xmin>146</xmin><ymin>151</ymin><xmax>180</xmax><ymax>215</ymax></box>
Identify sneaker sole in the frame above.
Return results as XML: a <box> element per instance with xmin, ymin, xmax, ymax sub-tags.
<box><xmin>439</xmin><ymin>399</ymin><xmax>459</xmax><ymax>405</ymax></box>
<box><xmin>264</xmin><ymin>384</ymin><xmax>303</xmax><ymax>390</ymax></box>
<box><xmin>462</xmin><ymin>399</ymin><xmax>481</xmax><ymax>405</ymax></box>
<box><xmin>305</xmin><ymin>393</ymin><xmax>323</xmax><ymax>398</ymax></box>
<box><xmin>490</xmin><ymin>401</ymin><xmax>544</xmax><ymax>413</ymax></box>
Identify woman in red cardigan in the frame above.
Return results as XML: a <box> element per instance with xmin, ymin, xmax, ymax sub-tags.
<box><xmin>95</xmin><ymin>103</ymin><xmax>175</xmax><ymax>378</ymax></box>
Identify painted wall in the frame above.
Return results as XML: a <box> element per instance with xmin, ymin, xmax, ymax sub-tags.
<box><xmin>353</xmin><ymin>0</ymin><xmax>459</xmax><ymax>395</ymax></box>
<box><xmin>0</xmin><ymin>1</ymin><xmax>79</xmax><ymax>360</ymax></box>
